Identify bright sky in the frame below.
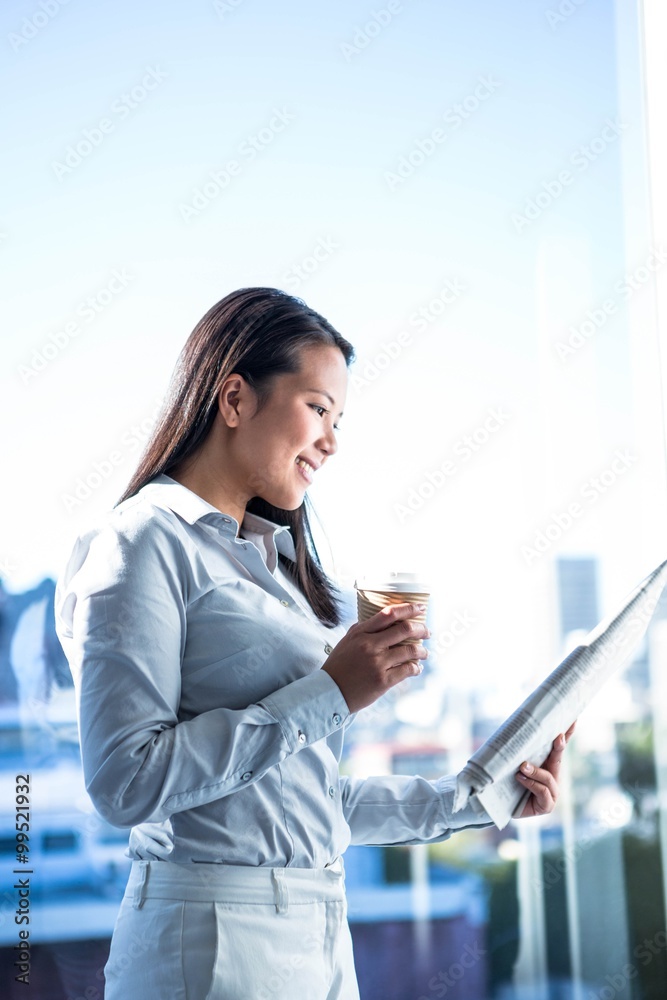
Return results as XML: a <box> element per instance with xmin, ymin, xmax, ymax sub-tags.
<box><xmin>3</xmin><ymin>0</ymin><xmax>666</xmax><ymax>701</ymax></box>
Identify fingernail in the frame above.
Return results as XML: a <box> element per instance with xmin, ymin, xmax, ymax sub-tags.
<box><xmin>414</xmin><ymin>604</ymin><xmax>427</xmax><ymax>612</ymax></box>
<box><xmin>557</xmin><ymin>733</ymin><xmax>565</xmax><ymax>748</ymax></box>
<box><xmin>521</xmin><ymin>762</ymin><xmax>534</xmax><ymax>774</ymax></box>
<box><xmin>415</xmin><ymin>662</ymin><xmax>423</xmax><ymax>674</ymax></box>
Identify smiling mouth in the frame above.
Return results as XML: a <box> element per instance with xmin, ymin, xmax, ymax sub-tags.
<box><xmin>295</xmin><ymin>457</ymin><xmax>315</xmax><ymax>482</ymax></box>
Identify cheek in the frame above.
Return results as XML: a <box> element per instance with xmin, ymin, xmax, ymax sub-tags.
<box><xmin>283</xmin><ymin>419</ymin><xmax>310</xmax><ymax>454</ymax></box>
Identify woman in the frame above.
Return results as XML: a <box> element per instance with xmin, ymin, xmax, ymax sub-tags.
<box><xmin>55</xmin><ymin>287</ymin><xmax>573</xmax><ymax>999</ymax></box>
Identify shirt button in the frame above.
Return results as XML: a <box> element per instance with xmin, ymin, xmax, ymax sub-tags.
<box><xmin>280</xmin><ymin>600</ymin><xmax>290</xmax><ymax>607</ymax></box>
<box><xmin>328</xmin><ymin>786</ymin><xmax>335</xmax><ymax>798</ymax></box>
<box><xmin>241</xmin><ymin>771</ymin><xmax>252</xmax><ymax>781</ymax></box>
<box><xmin>332</xmin><ymin>713</ymin><xmax>342</xmax><ymax>727</ymax></box>
<box><xmin>297</xmin><ymin>730</ymin><xmax>307</xmax><ymax>744</ymax></box>
<box><xmin>324</xmin><ymin>644</ymin><xmax>333</xmax><ymax>655</ymax></box>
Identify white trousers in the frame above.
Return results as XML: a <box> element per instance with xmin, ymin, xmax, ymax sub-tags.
<box><xmin>104</xmin><ymin>857</ymin><xmax>361</xmax><ymax>1000</ymax></box>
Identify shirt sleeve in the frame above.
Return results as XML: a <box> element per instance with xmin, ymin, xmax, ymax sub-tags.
<box><xmin>339</xmin><ymin>772</ymin><xmax>495</xmax><ymax>846</ymax></box>
<box><xmin>55</xmin><ymin>514</ymin><xmax>351</xmax><ymax>829</ymax></box>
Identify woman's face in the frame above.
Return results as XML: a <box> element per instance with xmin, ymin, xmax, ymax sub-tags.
<box><xmin>232</xmin><ymin>343</ymin><xmax>349</xmax><ymax>510</ymax></box>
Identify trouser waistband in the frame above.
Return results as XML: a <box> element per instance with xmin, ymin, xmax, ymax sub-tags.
<box><xmin>126</xmin><ymin>858</ymin><xmax>346</xmax><ymax>915</ymax></box>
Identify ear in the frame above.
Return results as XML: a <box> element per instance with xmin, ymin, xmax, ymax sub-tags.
<box><xmin>217</xmin><ymin>374</ymin><xmax>254</xmax><ymax>428</ymax></box>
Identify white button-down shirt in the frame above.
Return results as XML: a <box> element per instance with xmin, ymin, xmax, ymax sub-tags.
<box><xmin>55</xmin><ymin>474</ymin><xmax>490</xmax><ymax>867</ymax></box>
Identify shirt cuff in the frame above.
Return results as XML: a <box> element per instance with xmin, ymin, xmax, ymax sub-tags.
<box><xmin>259</xmin><ymin>669</ymin><xmax>350</xmax><ymax>752</ymax></box>
<box><xmin>437</xmin><ymin>773</ymin><xmax>495</xmax><ymax>830</ymax></box>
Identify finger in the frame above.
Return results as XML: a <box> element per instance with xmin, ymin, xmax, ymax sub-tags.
<box><xmin>547</xmin><ymin>731</ymin><xmax>567</xmax><ymax>763</ymax></box>
<box><xmin>361</xmin><ymin>602</ymin><xmax>428</xmax><ymax>635</ymax></box>
<box><xmin>362</xmin><ymin>612</ymin><xmax>430</xmax><ymax>654</ymax></box>
<box><xmin>517</xmin><ymin>772</ymin><xmax>556</xmax><ymax>817</ymax></box>
<box><xmin>383</xmin><ymin>616</ymin><xmax>430</xmax><ymax>655</ymax></box>
<box><xmin>387</xmin><ymin>643</ymin><xmax>428</xmax><ymax>672</ymax></box>
<box><xmin>387</xmin><ymin>659</ymin><xmax>424</xmax><ymax>685</ymax></box>
<box><xmin>564</xmin><ymin>720</ymin><xmax>577</xmax><ymax>741</ymax></box>
<box><xmin>516</xmin><ymin>762</ymin><xmax>558</xmax><ymax>812</ymax></box>
<box><xmin>538</xmin><ymin>728</ymin><xmax>571</xmax><ymax>772</ymax></box>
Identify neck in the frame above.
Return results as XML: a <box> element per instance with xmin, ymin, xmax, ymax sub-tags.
<box><xmin>169</xmin><ymin>441</ymin><xmax>248</xmax><ymax>532</ymax></box>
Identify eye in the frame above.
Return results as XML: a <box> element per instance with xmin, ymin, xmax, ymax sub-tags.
<box><xmin>309</xmin><ymin>403</ymin><xmax>341</xmax><ymax>432</ymax></box>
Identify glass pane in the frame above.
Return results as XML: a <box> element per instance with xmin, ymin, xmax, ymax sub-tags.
<box><xmin>2</xmin><ymin>1</ymin><xmax>666</xmax><ymax>997</ymax></box>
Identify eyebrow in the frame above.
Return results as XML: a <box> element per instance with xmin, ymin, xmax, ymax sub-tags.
<box><xmin>306</xmin><ymin>388</ymin><xmax>344</xmax><ymax>418</ymax></box>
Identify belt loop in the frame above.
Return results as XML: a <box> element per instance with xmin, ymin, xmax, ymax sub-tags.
<box><xmin>326</xmin><ymin>856</ymin><xmax>343</xmax><ymax>878</ymax></box>
<box><xmin>271</xmin><ymin>868</ymin><xmax>289</xmax><ymax>915</ymax></box>
<box><xmin>132</xmin><ymin>860</ymin><xmax>150</xmax><ymax>909</ymax></box>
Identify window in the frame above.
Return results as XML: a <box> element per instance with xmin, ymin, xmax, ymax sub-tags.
<box><xmin>42</xmin><ymin>832</ymin><xmax>78</xmax><ymax>853</ymax></box>
<box><xmin>3</xmin><ymin>1</ymin><xmax>666</xmax><ymax>997</ymax></box>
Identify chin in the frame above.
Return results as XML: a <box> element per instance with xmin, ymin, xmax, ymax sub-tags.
<box><xmin>282</xmin><ymin>494</ymin><xmax>306</xmax><ymax>512</ymax></box>
<box><xmin>256</xmin><ymin>490</ymin><xmax>305</xmax><ymax>512</ymax></box>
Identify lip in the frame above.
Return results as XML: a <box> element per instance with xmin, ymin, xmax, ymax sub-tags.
<box><xmin>295</xmin><ymin>456</ymin><xmax>318</xmax><ymax>484</ymax></box>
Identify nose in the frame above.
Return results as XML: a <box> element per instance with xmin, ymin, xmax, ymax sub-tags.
<box><xmin>317</xmin><ymin>422</ymin><xmax>338</xmax><ymax>460</ymax></box>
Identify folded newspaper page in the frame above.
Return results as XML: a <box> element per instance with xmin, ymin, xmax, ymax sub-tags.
<box><xmin>453</xmin><ymin>558</ymin><xmax>667</xmax><ymax>829</ymax></box>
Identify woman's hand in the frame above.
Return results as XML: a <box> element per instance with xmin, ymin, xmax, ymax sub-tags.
<box><xmin>515</xmin><ymin>721</ymin><xmax>577</xmax><ymax>819</ymax></box>
<box><xmin>322</xmin><ymin>603</ymin><xmax>429</xmax><ymax>713</ymax></box>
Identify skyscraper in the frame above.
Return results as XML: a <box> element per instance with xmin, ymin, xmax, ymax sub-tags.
<box><xmin>556</xmin><ymin>557</ymin><xmax>599</xmax><ymax>641</ymax></box>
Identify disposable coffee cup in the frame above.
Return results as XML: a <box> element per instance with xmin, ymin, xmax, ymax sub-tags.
<box><xmin>354</xmin><ymin>572</ymin><xmax>431</xmax><ymax>647</ymax></box>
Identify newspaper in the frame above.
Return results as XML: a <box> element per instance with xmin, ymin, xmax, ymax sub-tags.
<box><xmin>453</xmin><ymin>558</ymin><xmax>667</xmax><ymax>829</ymax></box>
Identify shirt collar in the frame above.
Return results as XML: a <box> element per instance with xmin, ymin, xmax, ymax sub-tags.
<box><xmin>140</xmin><ymin>474</ymin><xmax>297</xmax><ymax>560</ymax></box>
<box><xmin>241</xmin><ymin>511</ymin><xmax>297</xmax><ymax>562</ymax></box>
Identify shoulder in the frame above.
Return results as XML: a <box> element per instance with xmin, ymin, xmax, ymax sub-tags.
<box><xmin>55</xmin><ymin>495</ymin><xmax>191</xmax><ymax>645</ymax></box>
<box><xmin>81</xmin><ymin>491</ymin><xmax>182</xmax><ymax>553</ymax></box>
<box><xmin>58</xmin><ymin>491</ymin><xmax>189</xmax><ymax>596</ymax></box>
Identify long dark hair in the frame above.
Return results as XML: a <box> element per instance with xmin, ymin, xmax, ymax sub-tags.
<box><xmin>115</xmin><ymin>287</ymin><xmax>355</xmax><ymax>627</ymax></box>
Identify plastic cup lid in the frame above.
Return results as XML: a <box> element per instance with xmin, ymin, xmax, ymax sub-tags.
<box><xmin>354</xmin><ymin>571</ymin><xmax>431</xmax><ymax>594</ymax></box>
